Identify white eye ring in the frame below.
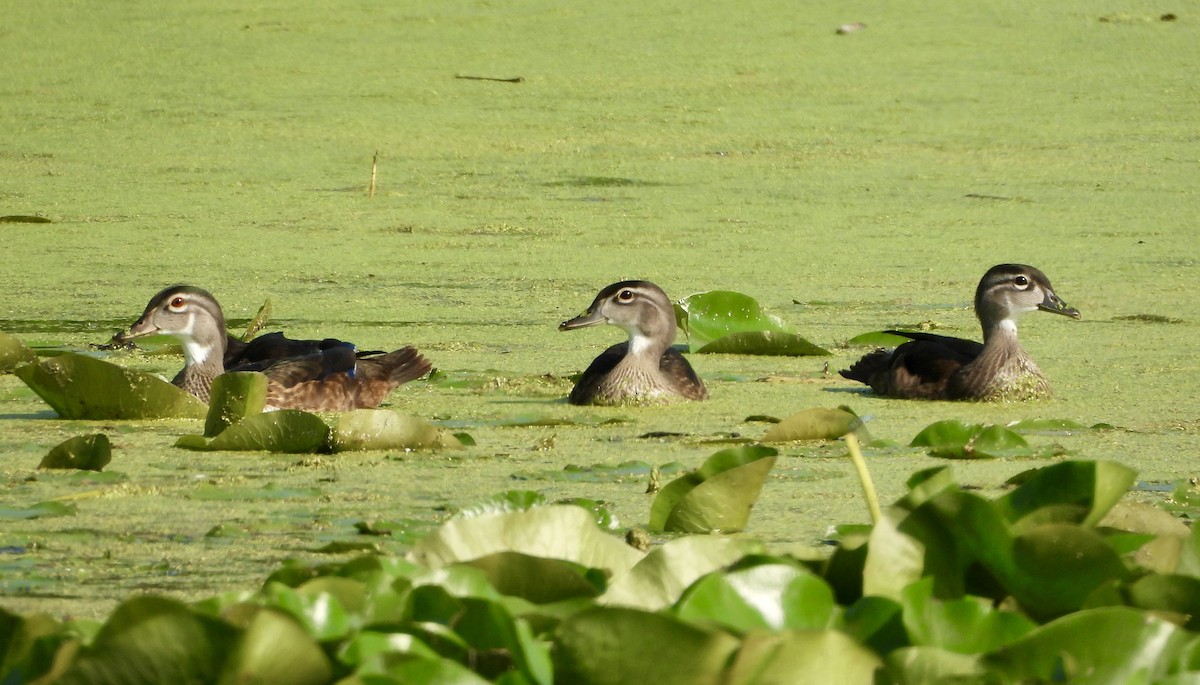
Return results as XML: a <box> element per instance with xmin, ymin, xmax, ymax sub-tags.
<box><xmin>1013</xmin><ymin>275</ymin><xmax>1030</xmax><ymax>290</ymax></box>
<box><xmin>168</xmin><ymin>296</ymin><xmax>187</xmax><ymax>311</ymax></box>
<box><xmin>617</xmin><ymin>290</ymin><xmax>635</xmax><ymax>303</ymax></box>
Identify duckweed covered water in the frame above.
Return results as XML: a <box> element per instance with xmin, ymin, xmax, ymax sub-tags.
<box><xmin>1</xmin><ymin>0</ymin><xmax>1198</xmax><ymax>617</ymax></box>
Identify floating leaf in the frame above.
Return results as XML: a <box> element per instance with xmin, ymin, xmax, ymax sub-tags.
<box><xmin>996</xmin><ymin>460</ymin><xmax>1137</xmax><ymax>529</ymax></box>
<box><xmin>461</xmin><ymin>551</ymin><xmax>609</xmax><ymax>603</ymax></box>
<box><xmin>39</xmin><ymin>434</ymin><xmax>112</xmax><ymax>471</ymax></box>
<box><xmin>204</xmin><ymin>372</ymin><xmax>267</xmax><ymax>437</ymax></box>
<box><xmin>177</xmin><ymin>411</ymin><xmax>331</xmax><ymax>453</ymax></box>
<box><xmin>725</xmin><ymin>629</ymin><xmax>882</xmax><ymax>684</ymax></box>
<box><xmin>694</xmin><ymin>330</ymin><xmax>830</xmax><ymax>356</ymax></box>
<box><xmin>603</xmin><ymin>537</ymin><xmax>763</xmax><ymax>610</ymax></box>
<box><xmin>674</xmin><ymin>563</ymin><xmax>838</xmax><ymax>633</ymax></box>
<box><xmin>554</xmin><ymin>607</ymin><xmax>740</xmax><ymax>685</ymax></box>
<box><xmin>761</xmin><ymin>407</ymin><xmax>860</xmax><ymax>442</ymax></box>
<box><xmin>649</xmin><ymin>445</ymin><xmax>777</xmax><ymax>533</ymax></box>
<box><xmin>845</xmin><ymin>331</ymin><xmax>913</xmax><ymax>347</ymax></box>
<box><xmin>675</xmin><ymin>290</ymin><xmax>787</xmax><ymax>351</ymax></box>
<box><xmin>53</xmin><ymin>596</ymin><xmax>236</xmax><ymax>685</ymax></box>
<box><xmin>0</xmin><ymin>331</ymin><xmax>36</xmax><ymax>373</ymax></box>
<box><xmin>0</xmin><ymin>501</ymin><xmax>77</xmax><ymax>521</ymax></box>
<box><xmin>453</xmin><ymin>491</ymin><xmax>547</xmax><ymax>520</ymax></box>
<box><xmin>331</xmin><ymin>409</ymin><xmax>462</xmax><ymax>452</ymax></box>
<box><xmin>900</xmin><ymin>578</ymin><xmax>1034</xmax><ymax>653</ymax></box>
<box><xmin>13</xmin><ymin>353</ymin><xmax>207</xmax><ymax>420</ymax></box>
<box><xmin>909</xmin><ymin>420</ymin><xmax>1030</xmax><ymax>459</ymax></box>
<box><xmin>411</xmin><ymin>505</ymin><xmax>643</xmax><ymax>576</ymax></box>
<box><xmin>217</xmin><ymin>607</ymin><xmax>333</xmax><ymax>685</ymax></box>
<box><xmin>1004</xmin><ymin>418</ymin><xmax>1089</xmax><ymax>435</ymax></box>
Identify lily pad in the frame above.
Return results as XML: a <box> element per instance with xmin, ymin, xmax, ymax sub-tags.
<box><xmin>909</xmin><ymin>420</ymin><xmax>1031</xmax><ymax>459</ymax></box>
<box><xmin>204</xmin><ymin>372</ymin><xmax>268</xmax><ymax>437</ymax></box>
<box><xmin>0</xmin><ymin>331</ymin><xmax>36</xmax><ymax>373</ymax></box>
<box><xmin>845</xmin><ymin>331</ymin><xmax>913</xmax><ymax>347</ymax></box>
<box><xmin>13</xmin><ymin>353</ymin><xmax>207</xmax><ymax>420</ymax></box>
<box><xmin>39</xmin><ymin>434</ymin><xmax>112</xmax><ymax>471</ymax></box>
<box><xmin>694</xmin><ymin>330</ymin><xmax>830</xmax><ymax>356</ymax></box>
<box><xmin>761</xmin><ymin>407</ymin><xmax>860</xmax><ymax>442</ymax></box>
<box><xmin>217</xmin><ymin>607</ymin><xmax>333</xmax><ymax>685</ymax></box>
<box><xmin>675</xmin><ymin>290</ymin><xmax>786</xmax><ymax>351</ymax></box>
<box><xmin>674</xmin><ymin>563</ymin><xmax>838</xmax><ymax>633</ymax></box>
<box><xmin>331</xmin><ymin>409</ymin><xmax>462</xmax><ymax>452</ymax></box>
<box><xmin>649</xmin><ymin>445</ymin><xmax>778</xmax><ymax>533</ymax></box>
<box><xmin>0</xmin><ymin>501</ymin><xmax>77</xmax><ymax>521</ymax></box>
<box><xmin>177</xmin><ymin>411</ymin><xmax>331</xmax><ymax>453</ymax></box>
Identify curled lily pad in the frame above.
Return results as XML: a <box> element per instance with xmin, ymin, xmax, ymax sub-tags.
<box><xmin>177</xmin><ymin>411</ymin><xmax>331</xmax><ymax>453</ymax></box>
<box><xmin>909</xmin><ymin>421</ymin><xmax>1030</xmax><ymax>459</ymax></box>
<box><xmin>761</xmin><ymin>407</ymin><xmax>861</xmax><ymax>442</ymax></box>
<box><xmin>649</xmin><ymin>445</ymin><xmax>778</xmax><ymax>533</ymax></box>
<box><xmin>0</xmin><ymin>330</ymin><xmax>36</xmax><ymax>373</ymax></box>
<box><xmin>676</xmin><ymin>290</ymin><xmax>810</xmax><ymax>355</ymax></box>
<box><xmin>13</xmin><ymin>353</ymin><xmax>207</xmax><ymax>420</ymax></box>
<box><xmin>694</xmin><ymin>330</ymin><xmax>829</xmax><ymax>356</ymax></box>
<box><xmin>218</xmin><ymin>606</ymin><xmax>333</xmax><ymax>685</ymax></box>
<box><xmin>331</xmin><ymin>409</ymin><xmax>462</xmax><ymax>452</ymax></box>
<box><xmin>205</xmin><ymin>372</ymin><xmax>268</xmax><ymax>437</ymax></box>
<box><xmin>40</xmin><ymin>434</ymin><xmax>112</xmax><ymax>471</ymax></box>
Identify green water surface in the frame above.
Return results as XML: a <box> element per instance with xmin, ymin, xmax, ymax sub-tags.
<box><xmin>1</xmin><ymin>0</ymin><xmax>1197</xmax><ymax>618</ymax></box>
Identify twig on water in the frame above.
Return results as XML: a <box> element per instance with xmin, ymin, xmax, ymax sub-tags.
<box><xmin>369</xmin><ymin>151</ymin><xmax>378</xmax><ymax>198</ymax></box>
<box><xmin>455</xmin><ymin>74</ymin><xmax>525</xmax><ymax>83</ymax></box>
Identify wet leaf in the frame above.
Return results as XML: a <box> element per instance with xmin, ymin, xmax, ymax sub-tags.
<box><xmin>694</xmin><ymin>330</ymin><xmax>830</xmax><ymax>356</ymax></box>
<box><xmin>603</xmin><ymin>537</ymin><xmax>763</xmax><ymax>610</ymax></box>
<box><xmin>453</xmin><ymin>490</ymin><xmax>547</xmax><ymax>519</ymax></box>
<box><xmin>177</xmin><ymin>411</ymin><xmax>331</xmax><ymax>453</ymax></box>
<box><xmin>0</xmin><ymin>331</ymin><xmax>36</xmax><ymax>373</ymax></box>
<box><xmin>649</xmin><ymin>445</ymin><xmax>778</xmax><ymax>533</ymax></box>
<box><xmin>39</xmin><ymin>434</ymin><xmax>112</xmax><ymax>471</ymax></box>
<box><xmin>997</xmin><ymin>460</ymin><xmax>1137</xmax><ymax>528</ymax></box>
<box><xmin>674</xmin><ymin>563</ymin><xmax>838</xmax><ymax>633</ymax></box>
<box><xmin>987</xmin><ymin>607</ymin><xmax>1190</xmax><ymax>683</ymax></box>
<box><xmin>725</xmin><ymin>629</ymin><xmax>882</xmax><ymax>685</ymax></box>
<box><xmin>13</xmin><ymin>353</ymin><xmax>207</xmax><ymax>420</ymax></box>
<box><xmin>240</xmin><ymin>298</ymin><xmax>274</xmax><ymax>341</ymax></box>
<box><xmin>900</xmin><ymin>578</ymin><xmax>1034</xmax><ymax>653</ymax></box>
<box><xmin>845</xmin><ymin>331</ymin><xmax>913</xmax><ymax>347</ymax></box>
<box><xmin>331</xmin><ymin>409</ymin><xmax>462</xmax><ymax>451</ymax></box>
<box><xmin>1004</xmin><ymin>418</ymin><xmax>1090</xmax><ymax>434</ymax></box>
<box><xmin>460</xmin><ymin>551</ymin><xmax>608</xmax><ymax>603</ymax></box>
<box><xmin>411</xmin><ymin>505</ymin><xmax>643</xmax><ymax>577</ymax></box>
<box><xmin>675</xmin><ymin>290</ymin><xmax>787</xmax><ymax>351</ymax></box>
<box><xmin>909</xmin><ymin>420</ymin><xmax>1031</xmax><ymax>459</ymax></box>
<box><xmin>204</xmin><ymin>372</ymin><xmax>268</xmax><ymax>437</ymax></box>
<box><xmin>53</xmin><ymin>596</ymin><xmax>236</xmax><ymax>685</ymax></box>
<box><xmin>554</xmin><ymin>606</ymin><xmax>740</xmax><ymax>685</ymax></box>
<box><xmin>761</xmin><ymin>407</ymin><xmax>860</xmax><ymax>442</ymax></box>
<box><xmin>0</xmin><ymin>501</ymin><xmax>77</xmax><ymax>520</ymax></box>
<box><xmin>217</xmin><ymin>607</ymin><xmax>332</xmax><ymax>685</ymax></box>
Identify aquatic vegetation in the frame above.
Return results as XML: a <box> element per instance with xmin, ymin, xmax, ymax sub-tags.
<box><xmin>4</xmin><ymin>460</ymin><xmax>1199</xmax><ymax>684</ymax></box>
<box><xmin>648</xmin><ymin>445</ymin><xmax>778</xmax><ymax>533</ymax></box>
<box><xmin>675</xmin><ymin>291</ymin><xmax>830</xmax><ymax>356</ymax></box>
<box><xmin>39</xmin><ymin>434</ymin><xmax>111</xmax><ymax>471</ymax></box>
<box><xmin>12</xmin><ymin>352</ymin><xmax>207</xmax><ymax>420</ymax></box>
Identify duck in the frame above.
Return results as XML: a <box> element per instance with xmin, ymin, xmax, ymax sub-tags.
<box><xmin>839</xmin><ymin>264</ymin><xmax>1080</xmax><ymax>401</ymax></box>
<box><xmin>117</xmin><ymin>285</ymin><xmax>431</xmax><ymax>411</ymax></box>
<box><xmin>559</xmin><ymin>280</ymin><xmax>707</xmax><ymax>405</ymax></box>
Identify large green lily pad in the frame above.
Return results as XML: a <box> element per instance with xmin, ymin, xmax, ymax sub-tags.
<box><xmin>177</xmin><ymin>411</ymin><xmax>331</xmax><ymax>453</ymax></box>
<box><xmin>649</xmin><ymin>445</ymin><xmax>778</xmax><ymax>533</ymax></box>
<box><xmin>761</xmin><ymin>407</ymin><xmax>860</xmax><ymax>442</ymax></box>
<box><xmin>0</xmin><ymin>330</ymin><xmax>36</xmax><ymax>373</ymax></box>
<box><xmin>205</xmin><ymin>372</ymin><xmax>268</xmax><ymax>437</ymax></box>
<box><xmin>13</xmin><ymin>353</ymin><xmax>207</xmax><ymax>420</ymax></box>
<box><xmin>676</xmin><ymin>290</ymin><xmax>827</xmax><ymax>355</ymax></box>
<box><xmin>909</xmin><ymin>420</ymin><xmax>1031</xmax><ymax>459</ymax></box>
<box><xmin>331</xmin><ymin>409</ymin><xmax>463</xmax><ymax>451</ymax></box>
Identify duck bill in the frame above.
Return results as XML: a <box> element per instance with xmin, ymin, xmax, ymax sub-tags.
<box><xmin>1039</xmin><ymin>293</ymin><xmax>1081</xmax><ymax>320</ymax></box>
<box><xmin>559</xmin><ymin>310</ymin><xmax>605</xmax><ymax>331</ymax></box>
<box><xmin>114</xmin><ymin>319</ymin><xmax>161</xmax><ymax>343</ymax></box>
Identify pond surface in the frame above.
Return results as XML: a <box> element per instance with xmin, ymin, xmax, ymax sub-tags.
<box><xmin>1</xmin><ymin>0</ymin><xmax>1197</xmax><ymax>618</ymax></box>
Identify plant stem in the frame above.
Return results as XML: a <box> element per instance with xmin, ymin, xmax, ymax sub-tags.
<box><xmin>845</xmin><ymin>432</ymin><xmax>882</xmax><ymax>524</ymax></box>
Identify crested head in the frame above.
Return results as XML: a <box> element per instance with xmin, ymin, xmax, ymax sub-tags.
<box><xmin>560</xmin><ymin>280</ymin><xmax>678</xmax><ymax>352</ymax></box>
<box><xmin>123</xmin><ymin>285</ymin><xmax>229</xmax><ymax>366</ymax></box>
<box><xmin>974</xmin><ymin>264</ymin><xmax>1080</xmax><ymax>332</ymax></box>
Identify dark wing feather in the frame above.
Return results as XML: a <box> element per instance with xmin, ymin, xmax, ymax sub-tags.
<box><xmin>659</xmin><ymin>348</ymin><xmax>708</xmax><ymax>400</ymax></box>
<box><xmin>841</xmin><ymin>332</ymin><xmax>982</xmax><ymax>399</ymax></box>
<box><xmin>569</xmin><ymin>342</ymin><xmax>627</xmax><ymax>405</ymax></box>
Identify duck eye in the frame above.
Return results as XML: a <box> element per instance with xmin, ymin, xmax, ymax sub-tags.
<box><xmin>1013</xmin><ymin>275</ymin><xmax>1030</xmax><ymax>289</ymax></box>
<box><xmin>617</xmin><ymin>290</ymin><xmax>635</xmax><ymax>303</ymax></box>
<box><xmin>169</xmin><ymin>296</ymin><xmax>186</xmax><ymax>309</ymax></box>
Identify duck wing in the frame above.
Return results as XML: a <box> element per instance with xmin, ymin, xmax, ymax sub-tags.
<box><xmin>841</xmin><ymin>332</ymin><xmax>982</xmax><ymax>399</ymax></box>
<box><xmin>659</xmin><ymin>348</ymin><xmax>708</xmax><ymax>400</ymax></box>
<box><xmin>569</xmin><ymin>342</ymin><xmax>627</xmax><ymax>405</ymax></box>
<box><xmin>259</xmin><ymin>346</ymin><xmax>430</xmax><ymax>411</ymax></box>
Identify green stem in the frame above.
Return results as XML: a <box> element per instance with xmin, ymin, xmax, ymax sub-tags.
<box><xmin>845</xmin><ymin>432</ymin><xmax>882</xmax><ymax>524</ymax></box>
